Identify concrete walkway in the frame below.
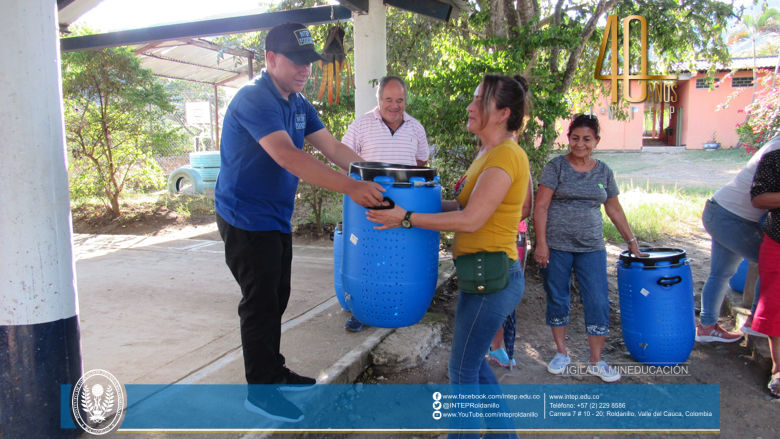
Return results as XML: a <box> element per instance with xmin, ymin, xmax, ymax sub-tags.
<box><xmin>71</xmin><ymin>230</ymin><xmax>453</xmax><ymax>438</ymax></box>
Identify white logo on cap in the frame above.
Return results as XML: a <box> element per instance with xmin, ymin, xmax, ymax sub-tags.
<box><xmin>294</xmin><ymin>29</ymin><xmax>313</xmax><ymax>46</ymax></box>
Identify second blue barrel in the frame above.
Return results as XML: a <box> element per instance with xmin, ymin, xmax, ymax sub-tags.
<box><xmin>728</xmin><ymin>258</ymin><xmax>749</xmax><ymax>293</ymax></box>
<box><xmin>342</xmin><ymin>162</ymin><xmax>442</xmax><ymax>328</ymax></box>
<box><xmin>617</xmin><ymin>248</ymin><xmax>694</xmax><ymax>366</ymax></box>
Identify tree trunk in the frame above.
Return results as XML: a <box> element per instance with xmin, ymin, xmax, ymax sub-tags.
<box><xmin>488</xmin><ymin>0</ymin><xmax>507</xmax><ymax>38</ymax></box>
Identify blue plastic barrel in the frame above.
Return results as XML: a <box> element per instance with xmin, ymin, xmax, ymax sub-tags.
<box><xmin>333</xmin><ymin>222</ymin><xmax>349</xmax><ymax>311</ymax></box>
<box><xmin>342</xmin><ymin>162</ymin><xmax>442</xmax><ymax>328</ymax></box>
<box><xmin>617</xmin><ymin>248</ymin><xmax>694</xmax><ymax>366</ymax></box>
<box><xmin>728</xmin><ymin>258</ymin><xmax>749</xmax><ymax>293</ymax></box>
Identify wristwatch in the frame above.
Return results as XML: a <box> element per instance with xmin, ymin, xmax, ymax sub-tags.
<box><xmin>402</xmin><ymin>211</ymin><xmax>414</xmax><ymax>229</ymax></box>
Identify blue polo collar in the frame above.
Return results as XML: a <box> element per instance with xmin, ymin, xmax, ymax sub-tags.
<box><xmin>258</xmin><ymin>69</ymin><xmax>300</xmax><ymax>104</ymax></box>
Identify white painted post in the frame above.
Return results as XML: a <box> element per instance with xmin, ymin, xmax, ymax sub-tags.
<box><xmin>352</xmin><ymin>0</ymin><xmax>387</xmax><ymax>117</ymax></box>
<box><xmin>0</xmin><ymin>1</ymin><xmax>83</xmax><ymax>437</ymax></box>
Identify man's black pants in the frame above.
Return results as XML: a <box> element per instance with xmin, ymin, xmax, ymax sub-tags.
<box><xmin>217</xmin><ymin>213</ymin><xmax>292</xmax><ymax>384</ymax></box>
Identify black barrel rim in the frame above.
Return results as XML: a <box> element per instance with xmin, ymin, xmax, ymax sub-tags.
<box><xmin>349</xmin><ymin>161</ymin><xmax>437</xmax><ymax>183</ymax></box>
<box><xmin>619</xmin><ymin>247</ymin><xmax>687</xmax><ymax>267</ymax></box>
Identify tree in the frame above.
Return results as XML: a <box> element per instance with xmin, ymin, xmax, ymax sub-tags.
<box><xmin>62</xmin><ymin>38</ymin><xmax>181</xmax><ymax>217</ymax></box>
<box><xmin>728</xmin><ymin>7</ymin><xmax>780</xmax><ymax>100</ymax></box>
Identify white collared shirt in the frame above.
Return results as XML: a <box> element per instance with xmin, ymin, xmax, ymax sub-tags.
<box><xmin>342</xmin><ymin>107</ymin><xmax>430</xmax><ymax>165</ymax></box>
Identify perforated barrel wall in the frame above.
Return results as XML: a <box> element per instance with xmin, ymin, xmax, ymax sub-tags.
<box><xmin>342</xmin><ymin>180</ymin><xmax>441</xmax><ymax>328</ymax></box>
<box><xmin>333</xmin><ymin>226</ymin><xmax>349</xmax><ymax>311</ymax></box>
<box><xmin>617</xmin><ymin>262</ymin><xmax>695</xmax><ymax>366</ymax></box>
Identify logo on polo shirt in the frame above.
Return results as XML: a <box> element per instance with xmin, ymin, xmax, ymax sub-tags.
<box><xmin>295</xmin><ymin>114</ymin><xmax>306</xmax><ymax>129</ymax></box>
<box><xmin>294</xmin><ymin>29</ymin><xmax>313</xmax><ymax>46</ymax></box>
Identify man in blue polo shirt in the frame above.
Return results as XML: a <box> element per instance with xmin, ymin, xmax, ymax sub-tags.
<box><xmin>215</xmin><ymin>22</ymin><xmax>384</xmax><ymax>422</ymax></box>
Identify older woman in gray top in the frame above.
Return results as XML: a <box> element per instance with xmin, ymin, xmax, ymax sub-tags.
<box><xmin>534</xmin><ymin>114</ymin><xmax>644</xmax><ymax>383</ymax></box>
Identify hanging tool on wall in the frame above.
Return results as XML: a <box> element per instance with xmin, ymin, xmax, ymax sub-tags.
<box><xmin>312</xmin><ymin>24</ymin><xmax>353</xmax><ymax>105</ymax></box>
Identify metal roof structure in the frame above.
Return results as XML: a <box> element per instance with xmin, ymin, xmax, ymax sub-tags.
<box><xmin>59</xmin><ymin>5</ymin><xmax>355</xmax><ymax>88</ymax></box>
<box><xmin>58</xmin><ymin>0</ymin><xmax>471</xmax><ymax>89</ymax></box>
<box><xmin>131</xmin><ymin>39</ymin><xmax>257</xmax><ymax>89</ymax></box>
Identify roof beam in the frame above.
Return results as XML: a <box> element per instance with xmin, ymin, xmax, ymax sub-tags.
<box><xmin>140</xmin><ymin>53</ymin><xmax>242</xmax><ymax>75</ymax></box>
<box><xmin>338</xmin><ymin>0</ymin><xmax>369</xmax><ymax>14</ymax></box>
<box><xmin>60</xmin><ymin>5</ymin><xmax>352</xmax><ymax>53</ymax></box>
<box><xmin>181</xmin><ymin>38</ymin><xmax>256</xmax><ymax>59</ymax></box>
<box><xmin>384</xmin><ymin>0</ymin><xmax>452</xmax><ymax>21</ymax></box>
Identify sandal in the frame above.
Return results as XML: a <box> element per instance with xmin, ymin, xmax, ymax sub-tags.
<box><xmin>769</xmin><ymin>372</ymin><xmax>780</xmax><ymax>398</ymax></box>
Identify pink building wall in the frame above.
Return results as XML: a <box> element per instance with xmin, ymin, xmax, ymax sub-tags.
<box><xmin>681</xmin><ymin>71</ymin><xmax>758</xmax><ymax>149</ymax></box>
<box><xmin>553</xmin><ymin>71</ymin><xmax>761</xmax><ymax>150</ymax></box>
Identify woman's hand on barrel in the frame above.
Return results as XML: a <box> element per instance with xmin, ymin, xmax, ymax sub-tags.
<box><xmin>628</xmin><ymin>239</ymin><xmax>649</xmax><ymax>257</ymax></box>
<box><xmin>366</xmin><ymin>204</ymin><xmax>405</xmax><ymax>230</ymax></box>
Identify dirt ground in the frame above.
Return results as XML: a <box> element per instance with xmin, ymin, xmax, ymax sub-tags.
<box><xmin>70</xmin><ymin>150</ymin><xmax>779</xmax><ymax>438</ymax></box>
<box><xmin>353</xmin><ymin>232</ymin><xmax>780</xmax><ymax>439</ymax></box>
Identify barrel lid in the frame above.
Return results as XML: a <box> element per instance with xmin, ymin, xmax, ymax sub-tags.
<box><xmin>349</xmin><ymin>161</ymin><xmax>437</xmax><ymax>183</ymax></box>
<box><xmin>619</xmin><ymin>248</ymin><xmax>687</xmax><ymax>266</ymax></box>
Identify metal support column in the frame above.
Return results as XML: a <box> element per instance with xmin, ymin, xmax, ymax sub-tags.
<box><xmin>213</xmin><ymin>84</ymin><xmax>221</xmax><ymax>150</ymax></box>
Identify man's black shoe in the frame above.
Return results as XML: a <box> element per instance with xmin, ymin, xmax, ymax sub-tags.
<box><xmin>277</xmin><ymin>369</ymin><xmax>316</xmax><ymax>392</ymax></box>
<box><xmin>245</xmin><ymin>388</ymin><xmax>304</xmax><ymax>423</ymax></box>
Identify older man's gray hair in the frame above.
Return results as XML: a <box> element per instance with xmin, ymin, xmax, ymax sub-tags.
<box><xmin>376</xmin><ymin>76</ymin><xmax>408</xmax><ymax>101</ymax></box>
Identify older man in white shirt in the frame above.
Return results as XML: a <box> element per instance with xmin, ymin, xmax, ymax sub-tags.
<box><xmin>342</xmin><ymin>76</ymin><xmax>429</xmax><ymax>167</ymax></box>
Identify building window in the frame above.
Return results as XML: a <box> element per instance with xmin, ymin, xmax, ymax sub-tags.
<box><xmin>732</xmin><ymin>76</ymin><xmax>754</xmax><ymax>88</ymax></box>
<box><xmin>696</xmin><ymin>78</ymin><xmax>720</xmax><ymax>89</ymax></box>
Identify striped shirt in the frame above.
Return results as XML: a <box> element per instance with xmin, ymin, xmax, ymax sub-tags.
<box><xmin>342</xmin><ymin>107</ymin><xmax>430</xmax><ymax>165</ymax></box>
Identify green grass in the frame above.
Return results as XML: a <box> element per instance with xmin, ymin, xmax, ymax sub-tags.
<box><xmin>601</xmin><ymin>181</ymin><xmax>708</xmax><ymax>243</ymax></box>
<box><xmin>678</xmin><ymin>148</ymin><xmax>751</xmax><ymax>164</ymax></box>
<box><xmin>592</xmin><ymin>152</ymin><xmax>655</xmax><ymax>175</ymax></box>
<box><xmin>595</xmin><ymin>148</ymin><xmax>750</xmax><ymax>177</ymax></box>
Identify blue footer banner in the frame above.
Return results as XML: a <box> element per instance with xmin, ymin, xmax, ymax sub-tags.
<box><xmin>62</xmin><ymin>384</ymin><xmax>719</xmax><ymax>433</ymax></box>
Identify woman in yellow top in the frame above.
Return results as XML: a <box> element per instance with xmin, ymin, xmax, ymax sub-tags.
<box><xmin>368</xmin><ymin>74</ymin><xmax>530</xmax><ymax>438</ymax></box>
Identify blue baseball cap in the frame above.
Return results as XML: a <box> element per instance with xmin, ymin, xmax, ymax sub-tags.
<box><xmin>265</xmin><ymin>22</ymin><xmax>325</xmax><ymax>65</ymax></box>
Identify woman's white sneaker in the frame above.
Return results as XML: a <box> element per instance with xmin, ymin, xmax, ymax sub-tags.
<box><xmin>546</xmin><ymin>353</ymin><xmax>571</xmax><ymax>374</ymax></box>
<box><xmin>587</xmin><ymin>361</ymin><xmax>621</xmax><ymax>382</ymax></box>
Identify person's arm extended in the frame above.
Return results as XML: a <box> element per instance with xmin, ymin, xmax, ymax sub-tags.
<box><xmin>752</xmin><ymin>193</ymin><xmax>780</xmax><ymax>210</ymax></box>
<box><xmin>416</xmin><ymin>159</ymin><xmax>428</xmax><ymax>167</ymax></box>
<box><xmin>532</xmin><ymin>185</ymin><xmax>553</xmax><ymax>268</ymax></box>
<box><xmin>366</xmin><ymin>167</ymin><xmax>512</xmax><ymax>232</ymax></box>
<box><xmin>306</xmin><ymin>128</ymin><xmax>364</xmax><ymax>170</ymax></box>
<box><xmin>604</xmin><ymin>196</ymin><xmax>646</xmax><ymax>256</ymax></box>
<box><xmin>258</xmin><ymin>130</ymin><xmax>384</xmax><ymax>207</ymax></box>
<box><xmin>521</xmin><ymin>178</ymin><xmax>533</xmax><ymax>221</ymax></box>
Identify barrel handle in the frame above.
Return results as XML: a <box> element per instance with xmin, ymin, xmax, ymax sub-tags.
<box><xmin>368</xmin><ymin>196</ymin><xmax>395</xmax><ymax>210</ymax></box>
<box><xmin>657</xmin><ymin>276</ymin><xmax>682</xmax><ymax>287</ymax></box>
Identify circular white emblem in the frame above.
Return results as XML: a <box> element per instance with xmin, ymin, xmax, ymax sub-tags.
<box><xmin>71</xmin><ymin>369</ymin><xmax>125</xmax><ymax>435</ymax></box>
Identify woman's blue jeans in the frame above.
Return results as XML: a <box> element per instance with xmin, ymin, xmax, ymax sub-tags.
<box><xmin>700</xmin><ymin>199</ymin><xmax>763</xmax><ymax>326</ymax></box>
<box><xmin>448</xmin><ymin>260</ymin><xmax>524</xmax><ymax>439</ymax></box>
<box><xmin>540</xmin><ymin>249</ymin><xmax>610</xmax><ymax>336</ymax></box>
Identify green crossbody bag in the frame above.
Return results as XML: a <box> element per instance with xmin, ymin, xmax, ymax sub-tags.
<box><xmin>454</xmin><ymin>251</ymin><xmax>511</xmax><ymax>294</ymax></box>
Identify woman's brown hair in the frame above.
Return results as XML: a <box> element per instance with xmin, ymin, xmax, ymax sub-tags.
<box><xmin>477</xmin><ymin>74</ymin><xmax>531</xmax><ymax>132</ymax></box>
